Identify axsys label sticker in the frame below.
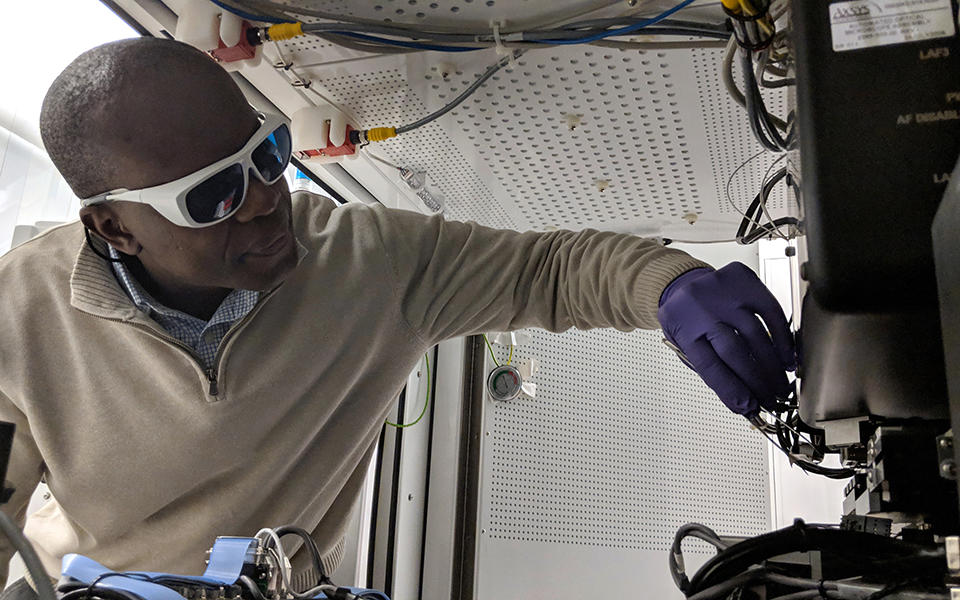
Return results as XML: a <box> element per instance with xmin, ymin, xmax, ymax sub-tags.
<box><xmin>830</xmin><ymin>0</ymin><xmax>956</xmax><ymax>52</ymax></box>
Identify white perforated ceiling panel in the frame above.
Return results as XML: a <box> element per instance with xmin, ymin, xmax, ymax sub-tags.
<box><xmin>279</xmin><ymin>0</ymin><xmax>725</xmax><ymax>30</ymax></box>
<box><xmin>296</xmin><ymin>59</ymin><xmax>519</xmax><ymax>227</ymax></box>
<box><xmin>454</xmin><ymin>49</ymin><xmax>705</xmax><ymax>229</ymax></box>
<box><xmin>690</xmin><ymin>48</ymin><xmax>790</xmax><ymax>213</ymax></box>
<box><xmin>278</xmin><ymin>35</ymin><xmax>789</xmax><ymax>234</ymax></box>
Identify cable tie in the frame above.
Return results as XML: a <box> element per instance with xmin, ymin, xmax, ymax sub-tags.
<box><xmin>817</xmin><ymin>580</ymin><xmax>828</xmax><ymax>598</ymax></box>
<box><xmin>491</xmin><ymin>20</ymin><xmax>515</xmax><ymax>67</ymax></box>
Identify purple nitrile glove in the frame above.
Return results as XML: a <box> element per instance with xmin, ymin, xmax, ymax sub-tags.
<box><xmin>657</xmin><ymin>263</ymin><xmax>796</xmax><ymax>417</ymax></box>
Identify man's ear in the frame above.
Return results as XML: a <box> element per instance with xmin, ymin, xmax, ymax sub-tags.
<box><xmin>79</xmin><ymin>205</ymin><xmax>141</xmax><ymax>256</ymax></box>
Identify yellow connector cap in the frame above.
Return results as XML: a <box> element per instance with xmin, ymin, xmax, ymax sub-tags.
<box><xmin>267</xmin><ymin>22</ymin><xmax>303</xmax><ymax>41</ymax></box>
<box><xmin>365</xmin><ymin>127</ymin><xmax>397</xmax><ymax>142</ymax></box>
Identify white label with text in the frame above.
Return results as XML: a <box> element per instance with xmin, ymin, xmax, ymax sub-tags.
<box><xmin>830</xmin><ymin>0</ymin><xmax>956</xmax><ymax>52</ymax></box>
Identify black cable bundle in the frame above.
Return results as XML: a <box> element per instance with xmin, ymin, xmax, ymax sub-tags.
<box><xmin>669</xmin><ymin>523</ymin><xmax>729</xmax><ymax>593</ymax></box>
<box><xmin>680</xmin><ymin>520</ymin><xmax>946</xmax><ymax>599</ymax></box>
<box><xmin>735</xmin><ymin>167</ymin><xmax>801</xmax><ymax>244</ymax></box>
<box><xmin>59</xmin><ymin>588</ymin><xmax>143</xmax><ymax>600</ymax></box>
<box><xmin>58</xmin><ymin>571</ymin><xmax>241</xmax><ymax>600</ymax></box>
<box><xmin>740</xmin><ymin>49</ymin><xmax>790</xmax><ymax>152</ymax></box>
<box><xmin>266</xmin><ymin>525</ymin><xmax>333</xmax><ymax>590</ymax></box>
<box><xmin>749</xmin><ymin>385</ymin><xmax>856</xmax><ymax>480</ymax></box>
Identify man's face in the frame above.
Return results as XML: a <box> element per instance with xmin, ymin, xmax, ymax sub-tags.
<box><xmin>82</xmin><ymin>71</ymin><xmax>299</xmax><ymax>293</ymax></box>
<box><xmin>110</xmin><ymin>127</ymin><xmax>300</xmax><ymax>294</ymax></box>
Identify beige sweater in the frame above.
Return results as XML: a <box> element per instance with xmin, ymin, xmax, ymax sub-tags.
<box><xmin>0</xmin><ymin>191</ymin><xmax>706</xmax><ymax>582</ymax></box>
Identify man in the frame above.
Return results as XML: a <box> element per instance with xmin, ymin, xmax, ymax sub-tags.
<box><xmin>0</xmin><ymin>37</ymin><xmax>794</xmax><ymax>596</ymax></box>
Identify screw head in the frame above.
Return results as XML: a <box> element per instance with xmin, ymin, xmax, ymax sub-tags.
<box><xmin>942</xmin><ymin>461</ymin><xmax>957</xmax><ymax>479</ymax></box>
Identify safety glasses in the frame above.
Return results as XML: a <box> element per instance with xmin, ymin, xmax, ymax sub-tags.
<box><xmin>81</xmin><ymin>112</ymin><xmax>292</xmax><ymax>228</ymax></box>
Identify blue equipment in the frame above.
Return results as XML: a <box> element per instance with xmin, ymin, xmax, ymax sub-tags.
<box><xmin>58</xmin><ymin>535</ymin><xmax>388</xmax><ymax>600</ymax></box>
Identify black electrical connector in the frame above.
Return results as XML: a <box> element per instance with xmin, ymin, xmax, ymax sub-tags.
<box><xmin>245</xmin><ymin>26</ymin><xmax>266</xmax><ymax>47</ymax></box>
<box><xmin>840</xmin><ymin>515</ymin><xmax>892</xmax><ymax>537</ymax></box>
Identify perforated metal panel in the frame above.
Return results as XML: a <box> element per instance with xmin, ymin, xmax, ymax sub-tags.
<box><xmin>304</xmin><ymin>64</ymin><xmax>518</xmax><ymax>227</ymax></box>
<box><xmin>452</xmin><ymin>49</ymin><xmax>705</xmax><ymax>230</ymax></box>
<box><xmin>482</xmin><ymin>328</ymin><xmax>769</xmax><ymax>551</ymax></box>
<box><xmin>690</xmin><ymin>48</ymin><xmax>790</xmax><ymax>213</ymax></box>
<box><xmin>281</xmin><ymin>37</ymin><xmax>789</xmax><ymax>233</ymax></box>
<box><xmin>467</xmin><ymin>320</ymin><xmax>769</xmax><ymax>599</ymax></box>
<box><xmin>280</xmin><ymin>0</ymin><xmax>723</xmax><ymax>30</ymax></box>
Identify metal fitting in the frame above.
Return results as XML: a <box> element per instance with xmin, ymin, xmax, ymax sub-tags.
<box><xmin>946</xmin><ymin>536</ymin><xmax>960</xmax><ymax>572</ymax></box>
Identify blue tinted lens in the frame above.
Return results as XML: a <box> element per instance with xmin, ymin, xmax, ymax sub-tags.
<box><xmin>185</xmin><ymin>163</ymin><xmax>245</xmax><ymax>224</ymax></box>
<box><xmin>252</xmin><ymin>124</ymin><xmax>292</xmax><ymax>182</ymax></box>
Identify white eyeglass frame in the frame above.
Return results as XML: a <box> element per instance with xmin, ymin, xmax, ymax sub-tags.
<box><xmin>80</xmin><ymin>112</ymin><xmax>292</xmax><ymax>228</ymax></box>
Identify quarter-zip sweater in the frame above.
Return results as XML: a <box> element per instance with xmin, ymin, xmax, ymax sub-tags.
<box><xmin>108</xmin><ymin>245</ymin><xmax>262</xmax><ymax>371</ymax></box>
<box><xmin>0</xmin><ymin>191</ymin><xmax>708</xmax><ymax>582</ymax></box>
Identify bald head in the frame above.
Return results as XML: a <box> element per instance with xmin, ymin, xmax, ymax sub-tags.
<box><xmin>40</xmin><ymin>37</ymin><xmax>257</xmax><ymax>199</ymax></box>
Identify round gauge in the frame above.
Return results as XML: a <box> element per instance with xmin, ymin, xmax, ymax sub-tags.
<box><xmin>486</xmin><ymin>365</ymin><xmax>523</xmax><ymax>402</ymax></box>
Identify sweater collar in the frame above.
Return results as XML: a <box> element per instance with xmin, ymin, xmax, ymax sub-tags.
<box><xmin>69</xmin><ymin>234</ymin><xmax>142</xmax><ymax>321</ymax></box>
<box><xmin>69</xmin><ymin>232</ymin><xmax>309</xmax><ymax>322</ymax></box>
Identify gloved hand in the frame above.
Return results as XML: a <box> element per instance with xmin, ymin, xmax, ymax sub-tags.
<box><xmin>657</xmin><ymin>262</ymin><xmax>796</xmax><ymax>416</ymax></box>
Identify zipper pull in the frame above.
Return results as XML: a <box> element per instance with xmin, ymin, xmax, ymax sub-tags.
<box><xmin>206</xmin><ymin>369</ymin><xmax>219</xmax><ymax>397</ymax></box>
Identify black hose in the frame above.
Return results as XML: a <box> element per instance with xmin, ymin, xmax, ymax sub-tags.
<box><xmin>59</xmin><ymin>588</ymin><xmax>142</xmax><ymax>600</ymax></box>
<box><xmin>0</xmin><ymin>512</ymin><xmax>57</xmax><ymax>600</ymax></box>
<box><xmin>736</xmin><ymin>167</ymin><xmax>788</xmax><ymax>242</ymax></box>
<box><xmin>525</xmin><ymin>25</ymin><xmax>731</xmax><ymax>41</ymax></box>
<box><xmin>273</xmin><ymin>526</ymin><xmax>331</xmax><ymax>586</ymax></box>
<box><xmin>669</xmin><ymin>523</ymin><xmax>728</xmax><ymax>592</ymax></box>
<box><xmin>740</xmin><ymin>49</ymin><xmax>788</xmax><ymax>151</ymax></box>
<box><xmin>686</xmin><ymin>521</ymin><xmax>945</xmax><ymax>595</ymax></box>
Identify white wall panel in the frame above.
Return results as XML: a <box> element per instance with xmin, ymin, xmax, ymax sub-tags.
<box><xmin>474</xmin><ymin>321</ymin><xmax>770</xmax><ymax>599</ymax></box>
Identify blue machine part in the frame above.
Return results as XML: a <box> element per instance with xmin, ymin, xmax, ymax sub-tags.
<box><xmin>318</xmin><ymin>591</ymin><xmax>389</xmax><ymax>600</ymax></box>
<box><xmin>61</xmin><ymin>555</ymin><xmax>187</xmax><ymax>600</ymax></box>
<box><xmin>314</xmin><ymin>586</ymin><xmax>390</xmax><ymax>600</ymax></box>
<box><xmin>61</xmin><ymin>536</ymin><xmax>390</xmax><ymax>600</ymax></box>
<box><xmin>196</xmin><ymin>537</ymin><xmax>260</xmax><ymax>584</ymax></box>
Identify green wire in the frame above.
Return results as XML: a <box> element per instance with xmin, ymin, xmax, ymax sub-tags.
<box><xmin>385</xmin><ymin>353</ymin><xmax>431</xmax><ymax>428</ymax></box>
<box><xmin>483</xmin><ymin>334</ymin><xmax>501</xmax><ymax>367</ymax></box>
